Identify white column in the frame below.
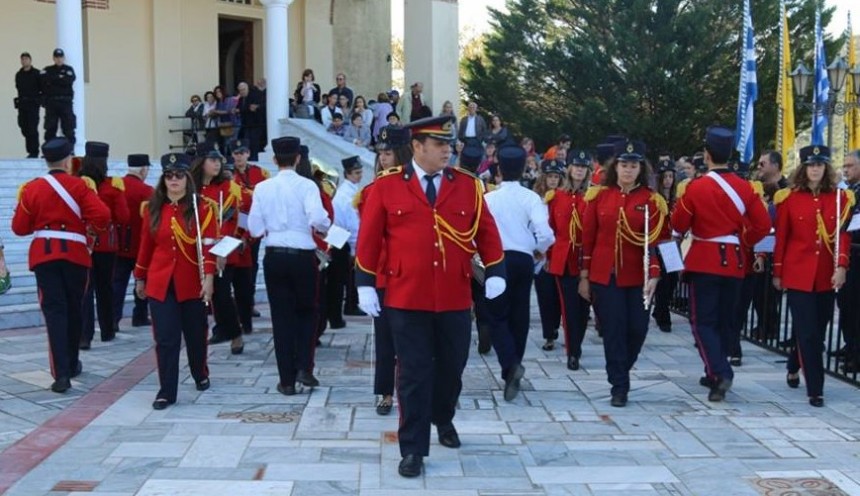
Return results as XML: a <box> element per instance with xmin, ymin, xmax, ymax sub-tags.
<box><xmin>261</xmin><ymin>0</ymin><xmax>293</xmax><ymax>143</ymax></box>
<box><xmin>56</xmin><ymin>0</ymin><xmax>86</xmax><ymax>155</ymax></box>
<box><xmin>404</xmin><ymin>0</ymin><xmax>459</xmax><ymax>115</ymax></box>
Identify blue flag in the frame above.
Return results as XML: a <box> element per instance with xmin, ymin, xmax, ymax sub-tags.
<box><xmin>811</xmin><ymin>9</ymin><xmax>830</xmax><ymax>146</ymax></box>
<box><xmin>735</xmin><ymin>0</ymin><xmax>758</xmax><ymax>164</ymax></box>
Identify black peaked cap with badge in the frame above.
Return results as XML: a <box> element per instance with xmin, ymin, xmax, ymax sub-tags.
<box><xmin>42</xmin><ymin>138</ymin><xmax>73</xmax><ymax>163</ymax></box>
<box><xmin>614</xmin><ymin>139</ymin><xmax>646</xmax><ymax>162</ymax></box>
<box><xmin>800</xmin><ymin>145</ymin><xmax>831</xmax><ymax>164</ymax></box>
<box><xmin>376</xmin><ymin>125</ymin><xmax>411</xmax><ymax>150</ymax></box>
<box><xmin>570</xmin><ymin>149</ymin><xmax>592</xmax><ymax>167</ymax></box>
<box><xmin>161</xmin><ymin>153</ymin><xmax>192</xmax><ymax>171</ymax></box>
<box><xmin>541</xmin><ymin>159</ymin><xmax>566</xmax><ymax>175</ymax></box>
<box><xmin>403</xmin><ymin>115</ymin><xmax>455</xmax><ymax>141</ymax></box>
<box><xmin>656</xmin><ymin>159</ymin><xmax>675</xmax><ymax>174</ymax></box>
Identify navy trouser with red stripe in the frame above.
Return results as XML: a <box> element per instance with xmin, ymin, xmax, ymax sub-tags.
<box><xmin>34</xmin><ymin>260</ymin><xmax>87</xmax><ymax>380</ymax></box>
<box><xmin>786</xmin><ymin>290</ymin><xmax>835</xmax><ymax>398</ymax></box>
<box><xmin>689</xmin><ymin>273</ymin><xmax>742</xmax><ymax>382</ymax></box>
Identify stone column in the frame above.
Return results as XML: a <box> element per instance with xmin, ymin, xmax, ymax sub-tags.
<box><xmin>56</xmin><ymin>0</ymin><xmax>87</xmax><ymax>155</ymax></box>
<box><xmin>404</xmin><ymin>0</ymin><xmax>459</xmax><ymax>116</ymax></box>
<box><xmin>261</xmin><ymin>0</ymin><xmax>293</xmax><ymax>142</ymax></box>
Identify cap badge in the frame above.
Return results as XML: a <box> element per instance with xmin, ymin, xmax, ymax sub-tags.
<box><xmin>813</xmin><ymin>146</ymin><xmax>820</xmax><ymax>155</ymax></box>
<box><xmin>442</xmin><ymin>121</ymin><xmax>452</xmax><ymax>132</ymax></box>
<box><xmin>169</xmin><ymin>154</ymin><xmax>177</xmax><ymax>164</ymax></box>
<box><xmin>380</xmin><ymin>129</ymin><xmax>388</xmax><ymax>140</ymax></box>
<box><xmin>579</xmin><ymin>151</ymin><xmax>586</xmax><ymax>159</ymax></box>
<box><xmin>626</xmin><ymin>143</ymin><xmax>634</xmax><ymax>153</ymax></box>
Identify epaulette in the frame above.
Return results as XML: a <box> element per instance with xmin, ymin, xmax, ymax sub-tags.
<box><xmin>453</xmin><ymin>166</ymin><xmax>478</xmax><ymax>179</ymax></box>
<box><xmin>140</xmin><ymin>201</ymin><xmax>149</xmax><ymax>217</ymax></box>
<box><xmin>773</xmin><ymin>188</ymin><xmax>791</xmax><ymax>206</ymax></box>
<box><xmin>845</xmin><ymin>189</ymin><xmax>856</xmax><ymax>208</ymax></box>
<box><xmin>229</xmin><ymin>180</ymin><xmax>242</xmax><ymax>200</ymax></box>
<box><xmin>16</xmin><ymin>181</ymin><xmax>29</xmax><ymax>203</ymax></box>
<box><xmin>486</xmin><ymin>183</ymin><xmax>498</xmax><ymax>192</ymax></box>
<box><xmin>111</xmin><ymin>176</ymin><xmax>125</xmax><ymax>191</ymax></box>
<box><xmin>749</xmin><ymin>180</ymin><xmax>764</xmax><ymax>198</ymax></box>
<box><xmin>676</xmin><ymin>178</ymin><xmax>690</xmax><ymax>199</ymax></box>
<box><xmin>201</xmin><ymin>195</ymin><xmax>218</xmax><ymax>209</ymax></box>
<box><xmin>544</xmin><ymin>189</ymin><xmax>556</xmax><ymax>204</ymax></box>
<box><xmin>584</xmin><ymin>185</ymin><xmax>605</xmax><ymax>202</ymax></box>
<box><xmin>259</xmin><ymin>167</ymin><xmax>271</xmax><ymax>179</ymax></box>
<box><xmin>82</xmin><ymin>176</ymin><xmax>97</xmax><ymax>192</ymax></box>
<box><xmin>377</xmin><ymin>165</ymin><xmax>403</xmax><ymax>179</ymax></box>
<box><xmin>651</xmin><ymin>192</ymin><xmax>668</xmax><ymax>216</ymax></box>
<box><xmin>321</xmin><ymin>180</ymin><xmax>336</xmax><ymax>198</ymax></box>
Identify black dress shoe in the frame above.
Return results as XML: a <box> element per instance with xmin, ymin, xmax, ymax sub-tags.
<box><xmin>708</xmin><ymin>378</ymin><xmax>732</xmax><ymax>402</ymax></box>
<box><xmin>152</xmin><ymin>398</ymin><xmax>174</xmax><ymax>410</ymax></box>
<box><xmin>610</xmin><ymin>392</ymin><xmax>628</xmax><ymax>407</ymax></box>
<box><xmin>297</xmin><ymin>370</ymin><xmax>320</xmax><ymax>387</ymax></box>
<box><xmin>503</xmin><ymin>364</ymin><xmax>525</xmax><ymax>402</ymax></box>
<box><xmin>477</xmin><ymin>324</ymin><xmax>492</xmax><ymax>355</ymax></box>
<box><xmin>79</xmin><ymin>340</ymin><xmax>91</xmax><ymax>350</ymax></box>
<box><xmin>809</xmin><ymin>396</ymin><xmax>824</xmax><ymax>407</ymax></box>
<box><xmin>437</xmin><ymin>424</ymin><xmax>461</xmax><ymax>448</ymax></box>
<box><xmin>231</xmin><ymin>344</ymin><xmax>244</xmax><ymax>355</ymax></box>
<box><xmin>51</xmin><ymin>377</ymin><xmax>71</xmax><ymax>393</ymax></box>
<box><xmin>132</xmin><ymin>318</ymin><xmax>151</xmax><ymax>327</ymax></box>
<box><xmin>195</xmin><ymin>378</ymin><xmax>210</xmax><ymax>391</ymax></box>
<box><xmin>729</xmin><ymin>356</ymin><xmax>742</xmax><ymax>367</ymax></box>
<box><xmin>101</xmin><ymin>333</ymin><xmax>115</xmax><ymax>343</ymax></box>
<box><xmin>376</xmin><ymin>397</ymin><xmax>393</xmax><ymax>416</ymax></box>
<box><xmin>329</xmin><ymin>320</ymin><xmax>347</xmax><ymax>330</ymax></box>
<box><xmin>398</xmin><ymin>454</ymin><xmax>423</xmax><ymax>478</ymax></box>
<box><xmin>343</xmin><ymin>307</ymin><xmax>367</xmax><ymax>316</ymax></box>
<box><xmin>699</xmin><ymin>376</ymin><xmax>717</xmax><ymax>388</ymax></box>
<box><xmin>252</xmin><ymin>309</ymin><xmax>261</xmax><ymax>317</ymax></box>
<box><xmin>658</xmin><ymin>323</ymin><xmax>672</xmax><ymax>333</ymax></box>
<box><xmin>277</xmin><ymin>383</ymin><xmax>296</xmax><ymax>395</ymax></box>
<box><xmin>208</xmin><ymin>334</ymin><xmax>230</xmax><ymax>345</ymax></box>
<box><xmin>778</xmin><ymin>339</ymin><xmax>793</xmax><ymax>349</ymax></box>
<box><xmin>567</xmin><ymin>356</ymin><xmax>580</xmax><ymax>371</ymax></box>
<box><xmin>786</xmin><ymin>373</ymin><xmax>800</xmax><ymax>389</ymax></box>
<box><xmin>71</xmin><ymin>360</ymin><xmax>83</xmax><ymax>378</ymax></box>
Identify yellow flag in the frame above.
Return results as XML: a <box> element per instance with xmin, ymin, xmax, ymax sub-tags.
<box><xmin>847</xmin><ymin>13</ymin><xmax>858</xmax><ymax>151</ymax></box>
<box><xmin>777</xmin><ymin>4</ymin><xmax>795</xmax><ymax>155</ymax></box>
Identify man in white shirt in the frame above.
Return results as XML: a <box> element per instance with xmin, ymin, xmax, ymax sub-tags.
<box><xmin>329</xmin><ymin>156</ymin><xmax>364</xmax><ymax>324</ymax></box>
<box><xmin>484</xmin><ymin>144</ymin><xmax>555</xmax><ymax>401</ymax></box>
<box><xmin>248</xmin><ymin>136</ymin><xmax>331</xmax><ymax>395</ymax></box>
<box><xmin>457</xmin><ymin>101</ymin><xmax>487</xmax><ymax>145</ymax></box>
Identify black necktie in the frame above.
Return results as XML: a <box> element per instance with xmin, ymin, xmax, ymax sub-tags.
<box><xmin>425</xmin><ymin>174</ymin><xmax>439</xmax><ymax>206</ymax></box>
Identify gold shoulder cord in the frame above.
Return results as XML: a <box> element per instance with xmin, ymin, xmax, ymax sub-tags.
<box><xmin>433</xmin><ymin>178</ymin><xmax>483</xmax><ymax>271</ymax></box>
<box><xmin>816</xmin><ymin>190</ymin><xmax>856</xmax><ymax>257</ymax></box>
<box><xmin>568</xmin><ymin>201</ymin><xmax>582</xmax><ymax>249</ymax></box>
<box><xmin>615</xmin><ymin>194</ymin><xmax>666</xmax><ymax>270</ymax></box>
<box><xmin>170</xmin><ymin>204</ymin><xmax>214</xmax><ymax>265</ymax></box>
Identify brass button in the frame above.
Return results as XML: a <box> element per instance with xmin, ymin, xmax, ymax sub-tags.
<box><xmin>433</xmin><ymin>261</ymin><xmax>438</xmax><ymax>267</ymax></box>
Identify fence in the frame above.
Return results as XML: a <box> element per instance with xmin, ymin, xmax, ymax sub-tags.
<box><xmin>669</xmin><ymin>258</ymin><xmax>860</xmax><ymax>387</ymax></box>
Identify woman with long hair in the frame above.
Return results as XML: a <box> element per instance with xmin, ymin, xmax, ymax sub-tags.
<box><xmin>190</xmin><ymin>148</ymin><xmax>245</xmax><ymax>355</ymax></box>
<box><xmin>579</xmin><ymin>140</ymin><xmax>669</xmax><ymax>407</ymax></box>
<box><xmin>545</xmin><ymin>151</ymin><xmax>591</xmax><ymax>370</ymax></box>
<box><xmin>773</xmin><ymin>145</ymin><xmax>854</xmax><ymax>407</ymax></box>
<box><xmin>485</xmin><ymin>114</ymin><xmax>509</xmax><ymax>144</ymax></box>
<box><xmin>353</xmin><ymin>96</ymin><xmax>374</xmax><ymax>129</ymax></box>
<box><xmin>294</xmin><ymin>68</ymin><xmax>321</xmax><ymax>120</ymax></box>
<box><xmin>533</xmin><ymin>160</ymin><xmax>564</xmax><ymax>352</ymax></box>
<box><xmin>134</xmin><ymin>153</ymin><xmax>216</xmax><ymax>410</ymax></box>
<box><xmin>651</xmin><ymin>160</ymin><xmax>678</xmax><ymax>333</ymax></box>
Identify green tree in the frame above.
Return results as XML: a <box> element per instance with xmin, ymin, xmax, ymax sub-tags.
<box><xmin>461</xmin><ymin>0</ymin><xmax>843</xmax><ymax>160</ymax></box>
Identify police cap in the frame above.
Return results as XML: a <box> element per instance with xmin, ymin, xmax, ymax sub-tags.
<box><xmin>403</xmin><ymin>115</ymin><xmax>455</xmax><ymax>142</ymax></box>
<box><xmin>160</xmin><ymin>153</ymin><xmax>192</xmax><ymax>171</ymax></box>
<box><xmin>800</xmin><ymin>145</ymin><xmax>831</xmax><ymax>165</ymax></box>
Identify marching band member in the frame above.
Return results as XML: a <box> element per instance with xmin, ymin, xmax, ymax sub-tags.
<box><xmin>134</xmin><ymin>153</ymin><xmax>217</xmax><ymax>409</ymax></box>
<box><xmin>670</xmin><ymin>127</ymin><xmax>771</xmax><ymax>402</ymax></box>
<box><xmin>328</xmin><ymin>156</ymin><xmax>364</xmax><ymax>328</ymax></box>
<box><xmin>773</xmin><ymin>145</ymin><xmax>853</xmax><ymax>407</ymax></box>
<box><xmin>579</xmin><ymin>139</ymin><xmax>669</xmax><ymax>407</ymax></box>
<box><xmin>546</xmin><ymin>150</ymin><xmax>591</xmax><ymax>371</ymax></box>
<box><xmin>533</xmin><ymin>160</ymin><xmax>564</xmax><ymax>350</ymax></box>
<box><xmin>651</xmin><ymin>159</ymin><xmax>678</xmax><ymax>333</ymax></box>
<box><xmin>12</xmin><ymin>138</ymin><xmax>111</xmax><ymax>393</ymax></box>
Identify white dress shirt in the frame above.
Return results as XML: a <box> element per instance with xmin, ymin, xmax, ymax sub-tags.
<box><xmin>411</xmin><ymin>159</ymin><xmax>443</xmax><ymax>198</ymax></box>
<box><xmin>484</xmin><ymin>181</ymin><xmax>555</xmax><ymax>256</ymax></box>
<box><xmin>464</xmin><ymin>115</ymin><xmax>477</xmax><ymax>138</ymax></box>
<box><xmin>332</xmin><ymin>179</ymin><xmax>361</xmax><ymax>253</ymax></box>
<box><xmin>248</xmin><ymin>169</ymin><xmax>331</xmax><ymax>249</ymax></box>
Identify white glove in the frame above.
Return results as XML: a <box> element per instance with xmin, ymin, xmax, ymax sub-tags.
<box><xmin>485</xmin><ymin>276</ymin><xmax>506</xmax><ymax>300</ymax></box>
<box><xmin>357</xmin><ymin>286</ymin><xmax>381</xmax><ymax>317</ymax></box>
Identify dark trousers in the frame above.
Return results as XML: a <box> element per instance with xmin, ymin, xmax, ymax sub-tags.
<box><xmin>471</xmin><ymin>277</ymin><xmax>490</xmax><ymax>330</ymax></box>
<box><xmin>326</xmin><ymin>244</ymin><xmax>350</xmax><ymax>325</ymax></box>
<box><xmin>487</xmin><ymin>251</ymin><xmax>534</xmax><ymax>378</ymax></box>
<box><xmin>17</xmin><ymin>104</ymin><xmax>40</xmax><ymax>157</ymax></box>
<box><xmin>689</xmin><ymin>273</ymin><xmax>742</xmax><ymax>382</ymax></box>
<box><xmin>786</xmin><ymin>290</ymin><xmax>835</xmax><ymax>398</ymax></box>
<box><xmin>211</xmin><ymin>266</ymin><xmax>243</xmax><ymax>340</ymax></box>
<box><xmin>43</xmin><ymin>98</ymin><xmax>75</xmax><ymax>144</ymax></box>
<box><xmin>838</xmin><ymin>252</ymin><xmax>860</xmax><ymax>359</ymax></box>
<box><xmin>534</xmin><ymin>268</ymin><xmax>561</xmax><ymax>340</ymax></box>
<box><xmin>374</xmin><ymin>289</ymin><xmax>396</xmax><ymax>396</ymax></box>
<box><xmin>263</xmin><ymin>249</ymin><xmax>319</xmax><ymax>387</ymax></box>
<box><xmin>729</xmin><ymin>274</ymin><xmax>756</xmax><ymax>358</ymax></box>
<box><xmin>82</xmin><ymin>252</ymin><xmax>116</xmax><ymax>343</ymax></box>
<box><xmin>592</xmin><ymin>276</ymin><xmax>649</xmax><ymax>395</ymax></box>
<box><xmin>232</xmin><ymin>265</ymin><xmax>254</xmax><ymax>333</ymax></box>
<box><xmin>316</xmin><ymin>267</ymin><xmax>329</xmax><ymax>337</ymax></box>
<box><xmin>557</xmin><ymin>274</ymin><xmax>588</xmax><ymax>359</ymax></box>
<box><xmin>250</xmin><ymin>239</ymin><xmax>261</xmax><ymax>301</ymax></box>
<box><xmin>34</xmin><ymin>260</ymin><xmax>87</xmax><ymax>379</ymax></box>
<box><xmin>149</xmin><ymin>284</ymin><xmax>209</xmax><ymax>402</ymax></box>
<box><xmin>752</xmin><ymin>262</ymin><xmax>780</xmax><ymax>338</ymax></box>
<box><xmin>111</xmin><ymin>256</ymin><xmax>149</xmax><ymax>327</ymax></box>
<box><xmin>241</xmin><ymin>126</ymin><xmax>263</xmax><ymax>161</ymax></box>
<box><xmin>652</xmin><ymin>272</ymin><xmax>678</xmax><ymax>326</ymax></box>
<box><xmin>387</xmin><ymin>308</ymin><xmax>471</xmax><ymax>457</ymax></box>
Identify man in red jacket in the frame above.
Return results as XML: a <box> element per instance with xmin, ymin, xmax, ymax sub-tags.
<box><xmin>12</xmin><ymin>138</ymin><xmax>111</xmax><ymax>393</ymax></box>
<box><xmin>112</xmin><ymin>154</ymin><xmax>155</xmax><ymax>329</ymax></box>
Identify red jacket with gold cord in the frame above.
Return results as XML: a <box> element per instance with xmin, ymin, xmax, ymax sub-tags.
<box><xmin>232</xmin><ymin>163</ymin><xmax>270</xmax><ymax>193</ymax></box>
<box><xmin>581</xmin><ymin>184</ymin><xmax>669</xmax><ymax>287</ymax></box>
<box><xmin>133</xmin><ymin>199</ymin><xmax>217</xmax><ymax>302</ymax></box>
<box><xmin>13</xmin><ymin>170</ymin><xmax>112</xmax><ymax>270</ymax></box>
<box><xmin>91</xmin><ymin>177</ymin><xmax>130</xmax><ymax>253</ymax></box>
<box><xmin>546</xmin><ymin>188</ymin><xmax>587</xmax><ymax>276</ymax></box>
<box><xmin>671</xmin><ymin>170</ymin><xmax>771</xmax><ymax>278</ymax></box>
<box><xmin>117</xmin><ymin>175</ymin><xmax>154</xmax><ymax>260</ymax></box>
<box><xmin>200</xmin><ymin>180</ymin><xmax>243</xmax><ymax>265</ymax></box>
<box><xmin>355</xmin><ymin>164</ymin><xmax>505</xmax><ymax>312</ymax></box>
<box><xmin>354</xmin><ymin>175</ymin><xmax>388</xmax><ymax>289</ymax></box>
<box><xmin>315</xmin><ymin>188</ymin><xmax>335</xmax><ymax>252</ymax></box>
<box><xmin>773</xmin><ymin>187</ymin><xmax>854</xmax><ymax>292</ymax></box>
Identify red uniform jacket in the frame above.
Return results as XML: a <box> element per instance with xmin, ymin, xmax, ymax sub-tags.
<box><xmin>581</xmin><ymin>185</ymin><xmax>669</xmax><ymax>287</ymax></box>
<box><xmin>200</xmin><ymin>180</ymin><xmax>242</xmax><ymax>265</ymax></box>
<box><xmin>12</xmin><ymin>170</ymin><xmax>111</xmax><ymax>270</ymax></box>
<box><xmin>231</xmin><ymin>185</ymin><xmax>255</xmax><ymax>268</ymax></box>
<box><xmin>671</xmin><ymin>170</ymin><xmax>771</xmax><ymax>278</ymax></box>
<box><xmin>133</xmin><ymin>200</ymin><xmax>217</xmax><ymax>302</ymax></box>
<box><xmin>355</xmin><ymin>164</ymin><xmax>505</xmax><ymax>312</ymax></box>
<box><xmin>233</xmin><ymin>164</ymin><xmax>270</xmax><ymax>193</ymax></box>
<box><xmin>591</xmin><ymin>167</ymin><xmax>604</xmax><ymax>186</ymax></box>
<box><xmin>773</xmin><ymin>188</ymin><xmax>854</xmax><ymax>292</ymax></box>
<box><xmin>546</xmin><ymin>188</ymin><xmax>587</xmax><ymax>276</ymax></box>
<box><xmin>92</xmin><ymin>177</ymin><xmax>130</xmax><ymax>253</ymax></box>
<box><xmin>315</xmin><ymin>188</ymin><xmax>335</xmax><ymax>252</ymax></box>
<box><xmin>356</xmin><ymin>182</ymin><xmax>389</xmax><ymax>289</ymax></box>
<box><xmin>117</xmin><ymin>175</ymin><xmax>154</xmax><ymax>260</ymax></box>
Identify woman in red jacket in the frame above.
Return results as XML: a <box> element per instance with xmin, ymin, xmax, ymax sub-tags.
<box><xmin>134</xmin><ymin>153</ymin><xmax>216</xmax><ymax>410</ymax></box>
<box><xmin>773</xmin><ymin>145</ymin><xmax>853</xmax><ymax>407</ymax></box>
<box><xmin>546</xmin><ymin>151</ymin><xmax>591</xmax><ymax>370</ymax></box>
<box><xmin>579</xmin><ymin>140</ymin><xmax>668</xmax><ymax>407</ymax></box>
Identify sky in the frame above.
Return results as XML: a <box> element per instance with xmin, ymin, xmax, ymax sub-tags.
<box><xmin>391</xmin><ymin>0</ymin><xmax>856</xmax><ymax>38</ymax></box>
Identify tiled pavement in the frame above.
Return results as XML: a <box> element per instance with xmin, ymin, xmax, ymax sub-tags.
<box><xmin>1</xmin><ymin>305</ymin><xmax>860</xmax><ymax>496</ymax></box>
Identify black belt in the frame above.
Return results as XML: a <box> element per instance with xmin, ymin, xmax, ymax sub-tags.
<box><xmin>266</xmin><ymin>247</ymin><xmax>313</xmax><ymax>255</ymax></box>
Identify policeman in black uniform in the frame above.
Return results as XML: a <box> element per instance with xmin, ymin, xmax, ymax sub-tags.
<box><xmin>41</xmin><ymin>48</ymin><xmax>77</xmax><ymax>144</ymax></box>
<box><xmin>16</xmin><ymin>52</ymin><xmax>41</xmax><ymax>158</ymax></box>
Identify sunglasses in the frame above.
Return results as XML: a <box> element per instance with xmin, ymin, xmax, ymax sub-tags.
<box><xmin>163</xmin><ymin>171</ymin><xmax>186</xmax><ymax>180</ymax></box>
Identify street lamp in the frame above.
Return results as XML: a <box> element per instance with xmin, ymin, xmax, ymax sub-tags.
<box><xmin>790</xmin><ymin>56</ymin><xmax>860</xmax><ymax>149</ymax></box>
<box><xmin>790</xmin><ymin>62</ymin><xmax>812</xmax><ymax>97</ymax></box>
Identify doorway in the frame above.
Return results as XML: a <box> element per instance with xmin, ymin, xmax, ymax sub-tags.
<box><xmin>218</xmin><ymin>17</ymin><xmax>255</xmax><ymax>96</ymax></box>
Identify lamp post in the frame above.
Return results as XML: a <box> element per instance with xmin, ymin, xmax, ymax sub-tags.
<box><xmin>790</xmin><ymin>56</ymin><xmax>860</xmax><ymax>149</ymax></box>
